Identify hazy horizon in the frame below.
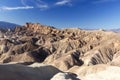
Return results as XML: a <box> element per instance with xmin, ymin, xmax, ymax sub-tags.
<box><xmin>0</xmin><ymin>0</ymin><xmax>120</xmax><ymax>29</ymax></box>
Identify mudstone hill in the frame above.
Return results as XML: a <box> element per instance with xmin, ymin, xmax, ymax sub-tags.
<box><xmin>0</xmin><ymin>23</ymin><xmax>120</xmax><ymax>80</ymax></box>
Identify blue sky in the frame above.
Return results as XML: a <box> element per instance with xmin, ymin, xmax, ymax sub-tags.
<box><xmin>0</xmin><ymin>0</ymin><xmax>120</xmax><ymax>29</ymax></box>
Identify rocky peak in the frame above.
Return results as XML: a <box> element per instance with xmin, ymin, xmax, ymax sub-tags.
<box><xmin>25</xmin><ymin>23</ymin><xmax>60</xmax><ymax>34</ymax></box>
<box><xmin>14</xmin><ymin>23</ymin><xmax>60</xmax><ymax>35</ymax></box>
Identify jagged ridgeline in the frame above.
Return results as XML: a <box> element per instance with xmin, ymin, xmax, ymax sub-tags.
<box><xmin>0</xmin><ymin>23</ymin><xmax>120</xmax><ymax>80</ymax></box>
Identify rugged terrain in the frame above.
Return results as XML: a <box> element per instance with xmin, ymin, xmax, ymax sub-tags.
<box><xmin>0</xmin><ymin>23</ymin><xmax>120</xmax><ymax>80</ymax></box>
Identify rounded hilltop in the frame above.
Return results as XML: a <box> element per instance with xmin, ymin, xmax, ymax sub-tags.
<box><xmin>0</xmin><ymin>22</ymin><xmax>119</xmax><ymax>80</ymax></box>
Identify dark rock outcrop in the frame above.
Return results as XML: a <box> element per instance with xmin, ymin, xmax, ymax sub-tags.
<box><xmin>0</xmin><ymin>63</ymin><xmax>61</xmax><ymax>80</ymax></box>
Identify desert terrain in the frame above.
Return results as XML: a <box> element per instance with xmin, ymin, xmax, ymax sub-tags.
<box><xmin>0</xmin><ymin>23</ymin><xmax>120</xmax><ymax>80</ymax></box>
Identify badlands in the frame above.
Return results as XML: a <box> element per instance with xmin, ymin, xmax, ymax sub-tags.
<box><xmin>0</xmin><ymin>23</ymin><xmax>120</xmax><ymax>80</ymax></box>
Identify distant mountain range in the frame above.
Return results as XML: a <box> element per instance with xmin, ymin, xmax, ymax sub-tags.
<box><xmin>0</xmin><ymin>21</ymin><xmax>120</xmax><ymax>33</ymax></box>
<box><xmin>0</xmin><ymin>21</ymin><xmax>20</xmax><ymax>30</ymax></box>
<box><xmin>109</xmin><ymin>29</ymin><xmax>120</xmax><ymax>32</ymax></box>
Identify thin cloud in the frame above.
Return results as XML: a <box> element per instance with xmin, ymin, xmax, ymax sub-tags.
<box><xmin>92</xmin><ymin>0</ymin><xmax>117</xmax><ymax>4</ymax></box>
<box><xmin>37</xmin><ymin>4</ymin><xmax>48</xmax><ymax>9</ymax></box>
<box><xmin>0</xmin><ymin>0</ymin><xmax>49</xmax><ymax>11</ymax></box>
<box><xmin>55</xmin><ymin>0</ymin><xmax>72</xmax><ymax>6</ymax></box>
<box><xmin>35</xmin><ymin>0</ymin><xmax>49</xmax><ymax>9</ymax></box>
<box><xmin>0</xmin><ymin>0</ymin><xmax>74</xmax><ymax>11</ymax></box>
<box><xmin>0</xmin><ymin>6</ymin><xmax>34</xmax><ymax>11</ymax></box>
<box><xmin>21</xmin><ymin>0</ymin><xmax>49</xmax><ymax>10</ymax></box>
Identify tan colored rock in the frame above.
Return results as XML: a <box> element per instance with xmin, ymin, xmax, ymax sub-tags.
<box><xmin>111</xmin><ymin>51</ymin><xmax>120</xmax><ymax>66</ymax></box>
<box><xmin>0</xmin><ymin>52</ymin><xmax>35</xmax><ymax>63</ymax></box>
<box><xmin>0</xmin><ymin>43</ymin><xmax>50</xmax><ymax>63</ymax></box>
<box><xmin>51</xmin><ymin>72</ymin><xmax>80</xmax><ymax>80</ymax></box>
<box><xmin>69</xmin><ymin>64</ymin><xmax>120</xmax><ymax>80</ymax></box>
<box><xmin>81</xmin><ymin>45</ymin><xmax>115</xmax><ymax>65</ymax></box>
<box><xmin>2</xmin><ymin>23</ymin><xmax>120</xmax><ymax>80</ymax></box>
<box><xmin>24</xmin><ymin>23</ymin><xmax>60</xmax><ymax>34</ymax></box>
<box><xmin>44</xmin><ymin>50</ymin><xmax>83</xmax><ymax>71</ymax></box>
<box><xmin>82</xmin><ymin>66</ymin><xmax>120</xmax><ymax>80</ymax></box>
<box><xmin>68</xmin><ymin>64</ymin><xmax>120</xmax><ymax>80</ymax></box>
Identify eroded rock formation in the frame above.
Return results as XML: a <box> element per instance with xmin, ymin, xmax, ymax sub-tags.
<box><xmin>0</xmin><ymin>23</ymin><xmax>120</xmax><ymax>80</ymax></box>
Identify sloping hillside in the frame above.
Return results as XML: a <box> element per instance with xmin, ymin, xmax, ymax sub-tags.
<box><xmin>0</xmin><ymin>21</ymin><xmax>20</xmax><ymax>30</ymax></box>
<box><xmin>0</xmin><ymin>23</ymin><xmax>120</xmax><ymax>80</ymax></box>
